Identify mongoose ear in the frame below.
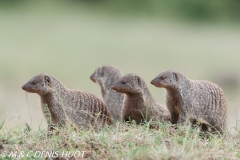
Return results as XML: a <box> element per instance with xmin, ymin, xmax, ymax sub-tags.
<box><xmin>136</xmin><ymin>76</ymin><xmax>141</xmax><ymax>86</ymax></box>
<box><xmin>99</xmin><ymin>67</ymin><xmax>104</xmax><ymax>77</ymax></box>
<box><xmin>173</xmin><ymin>72</ymin><xmax>178</xmax><ymax>82</ymax></box>
<box><xmin>44</xmin><ymin>76</ymin><xmax>51</xmax><ymax>85</ymax></box>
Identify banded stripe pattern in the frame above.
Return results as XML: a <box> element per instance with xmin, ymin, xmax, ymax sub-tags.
<box><xmin>191</xmin><ymin>80</ymin><xmax>227</xmax><ymax>131</ymax></box>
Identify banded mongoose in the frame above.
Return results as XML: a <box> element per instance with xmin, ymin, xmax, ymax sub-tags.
<box><xmin>22</xmin><ymin>73</ymin><xmax>112</xmax><ymax>130</ymax></box>
<box><xmin>112</xmin><ymin>73</ymin><xmax>171</xmax><ymax>124</ymax></box>
<box><xmin>151</xmin><ymin>70</ymin><xmax>227</xmax><ymax>133</ymax></box>
<box><xmin>90</xmin><ymin>65</ymin><xmax>124</xmax><ymax>121</ymax></box>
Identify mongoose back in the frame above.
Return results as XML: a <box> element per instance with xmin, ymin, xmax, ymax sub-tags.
<box><xmin>22</xmin><ymin>73</ymin><xmax>112</xmax><ymax>130</ymax></box>
<box><xmin>151</xmin><ymin>70</ymin><xmax>227</xmax><ymax>133</ymax></box>
<box><xmin>90</xmin><ymin>65</ymin><xmax>124</xmax><ymax>121</ymax></box>
<box><xmin>112</xmin><ymin>73</ymin><xmax>171</xmax><ymax>124</ymax></box>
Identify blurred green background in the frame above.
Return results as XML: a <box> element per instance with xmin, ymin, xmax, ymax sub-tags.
<box><xmin>0</xmin><ymin>0</ymin><xmax>240</xmax><ymax>130</ymax></box>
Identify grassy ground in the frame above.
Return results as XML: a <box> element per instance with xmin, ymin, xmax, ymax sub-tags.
<box><xmin>0</xmin><ymin>121</ymin><xmax>240</xmax><ymax>160</ymax></box>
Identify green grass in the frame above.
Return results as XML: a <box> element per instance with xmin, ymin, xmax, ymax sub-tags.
<box><xmin>0</xmin><ymin>121</ymin><xmax>240</xmax><ymax>159</ymax></box>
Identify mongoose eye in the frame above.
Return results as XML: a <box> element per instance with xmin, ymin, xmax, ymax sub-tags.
<box><xmin>121</xmin><ymin>81</ymin><xmax>126</xmax><ymax>85</ymax></box>
<box><xmin>159</xmin><ymin>76</ymin><xmax>166</xmax><ymax>80</ymax></box>
<box><xmin>31</xmin><ymin>81</ymin><xmax>36</xmax><ymax>85</ymax></box>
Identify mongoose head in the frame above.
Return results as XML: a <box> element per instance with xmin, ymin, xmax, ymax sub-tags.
<box><xmin>22</xmin><ymin>73</ymin><xmax>54</xmax><ymax>96</ymax></box>
<box><xmin>112</xmin><ymin>73</ymin><xmax>143</xmax><ymax>94</ymax></box>
<box><xmin>90</xmin><ymin>65</ymin><xmax>122</xmax><ymax>87</ymax></box>
<box><xmin>151</xmin><ymin>70</ymin><xmax>181</xmax><ymax>89</ymax></box>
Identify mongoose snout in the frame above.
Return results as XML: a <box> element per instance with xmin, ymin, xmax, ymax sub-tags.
<box><xmin>111</xmin><ymin>83</ymin><xmax>124</xmax><ymax>93</ymax></box>
<box><xmin>22</xmin><ymin>79</ymin><xmax>39</xmax><ymax>93</ymax></box>
<box><xmin>150</xmin><ymin>80</ymin><xmax>155</xmax><ymax>85</ymax></box>
<box><xmin>150</xmin><ymin>79</ymin><xmax>164</xmax><ymax>88</ymax></box>
<box><xmin>111</xmin><ymin>86</ymin><xmax>117</xmax><ymax>90</ymax></box>
<box><xmin>90</xmin><ymin>73</ymin><xmax>97</xmax><ymax>83</ymax></box>
<box><xmin>150</xmin><ymin>79</ymin><xmax>158</xmax><ymax>86</ymax></box>
<box><xmin>22</xmin><ymin>85</ymin><xmax>26</xmax><ymax>91</ymax></box>
<box><xmin>22</xmin><ymin>80</ymin><xmax>33</xmax><ymax>91</ymax></box>
<box><xmin>21</xmin><ymin>84</ymin><xmax>33</xmax><ymax>92</ymax></box>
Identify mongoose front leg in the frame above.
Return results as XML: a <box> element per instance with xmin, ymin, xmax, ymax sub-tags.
<box><xmin>178</xmin><ymin>112</ymin><xmax>188</xmax><ymax>125</ymax></box>
<box><xmin>170</xmin><ymin>111</ymin><xmax>179</xmax><ymax>124</ymax></box>
<box><xmin>43</xmin><ymin>104</ymin><xmax>57</xmax><ymax>134</ymax></box>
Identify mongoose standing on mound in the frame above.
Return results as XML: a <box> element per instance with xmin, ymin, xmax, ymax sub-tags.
<box><xmin>90</xmin><ymin>65</ymin><xmax>124</xmax><ymax>121</ymax></box>
<box><xmin>112</xmin><ymin>73</ymin><xmax>171</xmax><ymax>124</ymax></box>
<box><xmin>151</xmin><ymin>70</ymin><xmax>227</xmax><ymax>133</ymax></box>
<box><xmin>22</xmin><ymin>73</ymin><xmax>112</xmax><ymax>130</ymax></box>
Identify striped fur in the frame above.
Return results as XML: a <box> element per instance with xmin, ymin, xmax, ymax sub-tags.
<box><xmin>22</xmin><ymin>73</ymin><xmax>112</xmax><ymax>130</ymax></box>
<box><xmin>151</xmin><ymin>70</ymin><xmax>227</xmax><ymax>133</ymax></box>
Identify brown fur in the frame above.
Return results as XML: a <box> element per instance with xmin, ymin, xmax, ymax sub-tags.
<box><xmin>22</xmin><ymin>73</ymin><xmax>112</xmax><ymax>130</ymax></box>
<box><xmin>112</xmin><ymin>73</ymin><xmax>171</xmax><ymax>124</ymax></box>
